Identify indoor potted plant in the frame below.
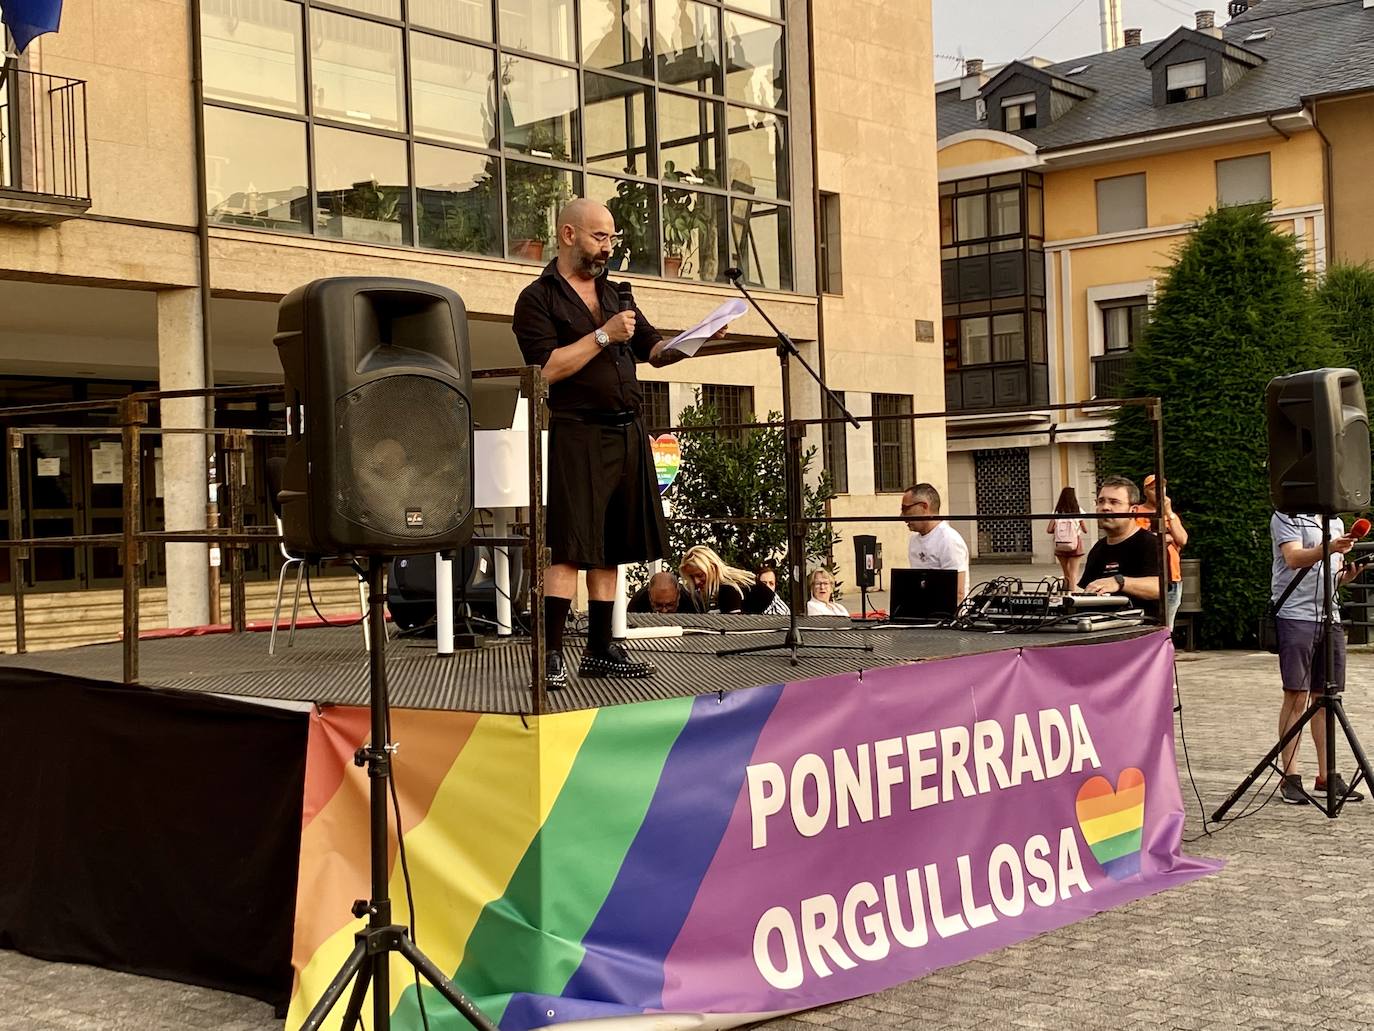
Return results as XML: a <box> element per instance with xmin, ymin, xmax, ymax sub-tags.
<box><xmin>505</xmin><ymin>127</ymin><xmax>573</xmax><ymax>261</ymax></box>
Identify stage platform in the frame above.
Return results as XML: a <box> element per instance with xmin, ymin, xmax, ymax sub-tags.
<box><xmin>0</xmin><ymin>615</ymin><xmax>1150</xmax><ymax>713</ymax></box>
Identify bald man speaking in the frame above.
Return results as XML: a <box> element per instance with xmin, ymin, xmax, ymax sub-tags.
<box><xmin>513</xmin><ymin>198</ymin><xmax>698</xmax><ymax>689</ymax></box>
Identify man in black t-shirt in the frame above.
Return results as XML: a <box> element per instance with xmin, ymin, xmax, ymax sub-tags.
<box><xmin>514</xmin><ymin>198</ymin><xmax>709</xmax><ymax>688</ymax></box>
<box><xmin>1078</xmin><ymin>475</ymin><xmax>1161</xmax><ymax>621</ymax></box>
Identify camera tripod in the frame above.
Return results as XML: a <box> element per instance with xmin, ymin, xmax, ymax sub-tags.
<box><xmin>301</xmin><ymin>557</ymin><xmax>497</xmax><ymax>1031</ymax></box>
<box><xmin>1213</xmin><ymin>515</ymin><xmax>1374</xmax><ymax>820</ymax></box>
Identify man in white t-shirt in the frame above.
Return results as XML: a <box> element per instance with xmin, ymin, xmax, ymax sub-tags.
<box><xmin>901</xmin><ymin>482</ymin><xmax>970</xmax><ymax>602</ymax></box>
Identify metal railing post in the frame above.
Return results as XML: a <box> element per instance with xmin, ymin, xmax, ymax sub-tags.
<box><xmin>8</xmin><ymin>428</ymin><xmax>26</xmax><ymax>654</ymax></box>
<box><xmin>121</xmin><ymin>398</ymin><xmax>148</xmax><ymax>684</ymax></box>
<box><xmin>225</xmin><ymin>430</ymin><xmax>247</xmax><ymax>633</ymax></box>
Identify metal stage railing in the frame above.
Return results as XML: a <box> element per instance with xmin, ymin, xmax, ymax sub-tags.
<box><xmin>0</xmin><ymin>384</ymin><xmax>1167</xmax><ymax>712</ymax></box>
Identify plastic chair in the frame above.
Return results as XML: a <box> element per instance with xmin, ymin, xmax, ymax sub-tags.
<box><xmin>266</xmin><ymin>457</ymin><xmax>370</xmax><ymax>655</ymax></box>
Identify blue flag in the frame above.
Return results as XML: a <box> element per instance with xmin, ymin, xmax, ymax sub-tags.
<box><xmin>2</xmin><ymin>0</ymin><xmax>64</xmax><ymax>53</ymax></box>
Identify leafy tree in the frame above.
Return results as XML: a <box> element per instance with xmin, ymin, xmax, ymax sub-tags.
<box><xmin>1318</xmin><ymin>262</ymin><xmax>1374</xmax><ymax>412</ymax></box>
<box><xmin>631</xmin><ymin>394</ymin><xmax>837</xmax><ymax>591</ymax></box>
<box><xmin>1103</xmin><ymin>204</ymin><xmax>1339</xmax><ymax>647</ymax></box>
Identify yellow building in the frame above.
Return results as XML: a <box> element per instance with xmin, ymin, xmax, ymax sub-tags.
<box><xmin>0</xmin><ymin>0</ymin><xmax>941</xmax><ymax>629</ymax></box>
<box><xmin>934</xmin><ymin>0</ymin><xmax>1374</xmax><ymax>564</ymax></box>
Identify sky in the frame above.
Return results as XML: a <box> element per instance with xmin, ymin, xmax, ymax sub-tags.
<box><xmin>933</xmin><ymin>0</ymin><xmax>1230</xmax><ymax>77</ymax></box>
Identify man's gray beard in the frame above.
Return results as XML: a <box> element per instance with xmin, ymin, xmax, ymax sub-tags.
<box><xmin>577</xmin><ymin>253</ymin><xmax>607</xmax><ymax>277</ymax></box>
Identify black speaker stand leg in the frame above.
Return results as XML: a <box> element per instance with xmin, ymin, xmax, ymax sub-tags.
<box><xmin>301</xmin><ymin>559</ymin><xmax>498</xmax><ymax>1031</ymax></box>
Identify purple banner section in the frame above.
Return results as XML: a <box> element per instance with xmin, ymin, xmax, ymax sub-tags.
<box><xmin>661</xmin><ymin>630</ymin><xmax>1219</xmax><ymax>1015</ymax></box>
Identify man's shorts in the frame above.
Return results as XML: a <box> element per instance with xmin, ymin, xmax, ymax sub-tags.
<box><xmin>1275</xmin><ymin>617</ymin><xmax>1346</xmax><ymax>693</ymax></box>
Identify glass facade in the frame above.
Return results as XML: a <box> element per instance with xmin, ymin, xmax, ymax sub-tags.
<box><xmin>940</xmin><ymin>171</ymin><xmax>1049</xmax><ymax>411</ymax></box>
<box><xmin>199</xmin><ymin>0</ymin><xmax>792</xmax><ymax>288</ymax></box>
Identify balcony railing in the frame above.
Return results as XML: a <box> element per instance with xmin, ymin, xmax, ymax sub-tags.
<box><xmin>1092</xmin><ymin>351</ymin><xmax>1133</xmax><ymax>399</ymax></box>
<box><xmin>0</xmin><ymin>67</ymin><xmax>91</xmax><ymax>224</ymax></box>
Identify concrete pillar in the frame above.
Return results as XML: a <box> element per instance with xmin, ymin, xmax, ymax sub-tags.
<box><xmin>156</xmin><ymin>288</ymin><xmax>210</xmax><ymax>628</ymax></box>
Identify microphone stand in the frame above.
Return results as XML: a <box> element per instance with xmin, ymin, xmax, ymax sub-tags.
<box><xmin>715</xmin><ymin>268</ymin><xmax>871</xmax><ymax>665</ymax></box>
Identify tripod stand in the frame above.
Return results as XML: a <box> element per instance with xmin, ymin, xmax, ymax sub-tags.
<box><xmin>302</xmin><ymin>557</ymin><xmax>497</xmax><ymax>1031</ymax></box>
<box><xmin>1212</xmin><ymin>515</ymin><xmax>1374</xmax><ymax>821</ymax></box>
<box><xmin>715</xmin><ymin>268</ymin><xmax>871</xmax><ymax>666</ymax></box>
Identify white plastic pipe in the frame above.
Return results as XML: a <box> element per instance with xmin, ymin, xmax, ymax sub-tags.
<box><xmin>612</xmin><ymin>564</ymin><xmax>629</xmax><ymax>639</ymax></box>
<box><xmin>435</xmin><ymin>552</ymin><xmax>454</xmax><ymax>656</ymax></box>
<box><xmin>494</xmin><ymin>510</ymin><xmax>512</xmax><ymax>637</ymax></box>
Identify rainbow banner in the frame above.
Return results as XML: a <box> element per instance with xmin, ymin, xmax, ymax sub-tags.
<box><xmin>288</xmin><ymin>630</ymin><xmax>1219</xmax><ymax>1029</ymax></box>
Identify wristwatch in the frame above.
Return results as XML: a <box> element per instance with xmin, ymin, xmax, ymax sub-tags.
<box><xmin>594</xmin><ymin>328</ymin><xmax>611</xmax><ymax>348</ymax></box>
<box><xmin>1114</xmin><ymin>573</ymin><xmax>1126</xmax><ymax>591</ymax></box>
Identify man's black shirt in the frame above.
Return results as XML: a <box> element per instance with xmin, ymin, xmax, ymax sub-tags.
<box><xmin>1078</xmin><ymin>527</ymin><xmax>1161</xmax><ymax>620</ymax></box>
<box><xmin>513</xmin><ymin>261</ymin><xmax>663</xmax><ymax>414</ymax></box>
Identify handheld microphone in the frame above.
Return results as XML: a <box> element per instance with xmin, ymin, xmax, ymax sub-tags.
<box><xmin>615</xmin><ymin>281</ymin><xmax>635</xmax><ymax>313</ymax></box>
<box><xmin>1351</xmin><ymin>517</ymin><xmax>1371</xmax><ymax>539</ymax></box>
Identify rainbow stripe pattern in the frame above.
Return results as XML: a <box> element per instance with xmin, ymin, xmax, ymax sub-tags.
<box><xmin>287</xmin><ymin>632</ymin><xmax>1215</xmax><ymax>1031</ymax></box>
<box><xmin>1075</xmin><ymin>768</ymin><xmax>1146</xmax><ymax>880</ymax></box>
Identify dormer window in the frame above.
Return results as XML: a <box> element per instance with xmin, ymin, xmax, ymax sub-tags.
<box><xmin>1002</xmin><ymin>93</ymin><xmax>1037</xmax><ymax>130</ymax></box>
<box><xmin>1165</xmin><ymin>60</ymin><xmax>1207</xmax><ymax>102</ymax></box>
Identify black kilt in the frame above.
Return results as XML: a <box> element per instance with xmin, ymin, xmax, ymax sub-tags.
<box><xmin>547</xmin><ymin>413</ymin><xmax>669</xmax><ymax>569</ymax></box>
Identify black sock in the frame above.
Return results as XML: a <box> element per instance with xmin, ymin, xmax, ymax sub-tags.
<box><xmin>588</xmin><ymin>600</ymin><xmax>615</xmax><ymax>655</ymax></box>
<box><xmin>544</xmin><ymin>596</ymin><xmax>572</xmax><ymax>653</ymax></box>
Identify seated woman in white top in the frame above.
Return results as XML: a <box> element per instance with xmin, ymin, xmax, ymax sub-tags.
<box><xmin>805</xmin><ymin>568</ymin><xmax>850</xmax><ymax>617</ymax></box>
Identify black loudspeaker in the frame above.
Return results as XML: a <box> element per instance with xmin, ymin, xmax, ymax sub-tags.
<box><xmin>275</xmin><ymin>277</ymin><xmax>475</xmax><ymax>554</ymax></box>
<box><xmin>1267</xmin><ymin>368</ymin><xmax>1371</xmax><ymax>516</ymax></box>
<box><xmin>853</xmin><ymin>534</ymin><xmax>882</xmax><ymax>589</ymax></box>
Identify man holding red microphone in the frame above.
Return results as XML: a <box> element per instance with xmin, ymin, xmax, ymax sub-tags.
<box><xmin>1269</xmin><ymin>511</ymin><xmax>1370</xmax><ymax>804</ymax></box>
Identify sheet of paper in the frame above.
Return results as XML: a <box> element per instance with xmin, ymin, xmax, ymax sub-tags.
<box><xmin>663</xmin><ymin>298</ymin><xmax>748</xmax><ymax>357</ymax></box>
<box><xmin>92</xmin><ymin>441</ymin><xmax>122</xmax><ymax>485</ymax></box>
<box><xmin>36</xmin><ymin>457</ymin><xmax>60</xmax><ymax>477</ymax></box>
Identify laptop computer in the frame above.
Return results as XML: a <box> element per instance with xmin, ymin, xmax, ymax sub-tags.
<box><xmin>889</xmin><ymin>568</ymin><xmax>960</xmax><ymax>624</ymax></box>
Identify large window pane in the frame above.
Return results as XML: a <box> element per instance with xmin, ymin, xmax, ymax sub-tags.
<box><xmin>315</xmin><ymin>126</ymin><xmax>411</xmax><ymax>245</ymax></box>
<box><xmin>656</xmin><ymin>0</ymin><xmax>722</xmax><ymax>93</ymax></box>
<box><xmin>411</xmin><ymin>0</ymin><xmax>492</xmax><ymax>40</ymax></box>
<box><xmin>989</xmin><ymin>188</ymin><xmax>1020</xmax><ymax>236</ymax></box>
<box><xmin>585</xmin><ymin>74</ymin><xmax>653</xmax><ymax>176</ymax></box>
<box><xmin>416</xmin><ymin>145</ymin><xmax>501</xmax><ymax>256</ymax></box>
<box><xmin>505</xmin><ymin>159</ymin><xmax>577</xmax><ymax>261</ymax></box>
<box><xmin>872</xmin><ymin>394</ymin><xmax>915</xmax><ymax>494</ymax></box>
<box><xmin>499</xmin><ymin>0</ymin><xmax>575</xmax><ymax>60</ymax></box>
<box><xmin>992</xmin><ymin>313</ymin><xmax>1024</xmax><ymax>361</ymax></box>
<box><xmin>956</xmin><ymin>193</ymin><xmax>986</xmax><ymax>242</ymax></box>
<box><xmin>411</xmin><ymin>33</ymin><xmax>497</xmax><ymax>148</ymax></box>
<box><xmin>204</xmin><ymin>107</ymin><xmax>309</xmax><ymax>233</ymax></box>
<box><xmin>729</xmin><ymin>198</ymin><xmax>790</xmax><ymax>290</ymax></box>
<box><xmin>661</xmin><ymin>186</ymin><xmax>725</xmax><ymax>281</ymax></box>
<box><xmin>502</xmin><ymin>57</ymin><xmax>580</xmax><ymax>162</ymax></box>
<box><xmin>309</xmin><ymin>10</ymin><xmax>404</xmax><ymax>131</ymax></box>
<box><xmin>960</xmin><ymin>316</ymin><xmax>990</xmax><ymax>365</ymax></box>
<box><xmin>325</xmin><ymin>0</ymin><xmax>400</xmax><ymax>18</ymax></box>
<box><xmin>727</xmin><ymin>0</ymin><xmax>784</xmax><ymax>20</ymax></box>
<box><xmin>659</xmin><ymin>92</ymin><xmax>722</xmax><ymax>183</ymax></box>
<box><xmin>726</xmin><ymin>106</ymin><xmax>786</xmax><ymax>198</ymax></box>
<box><xmin>590</xmin><ymin>174</ymin><xmax>660</xmax><ymax>275</ymax></box>
<box><xmin>724</xmin><ymin>12</ymin><xmax>784</xmax><ymax>110</ymax></box>
<box><xmin>201</xmin><ymin>0</ymin><xmax>304</xmax><ymax>114</ymax></box>
<box><xmin>581</xmin><ymin>0</ymin><xmax>651</xmax><ymax>77</ymax></box>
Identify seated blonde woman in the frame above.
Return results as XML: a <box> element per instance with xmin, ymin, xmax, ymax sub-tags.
<box><xmin>806</xmin><ymin>568</ymin><xmax>849</xmax><ymax>617</ymax></box>
<box><xmin>679</xmin><ymin>545</ymin><xmax>756</xmax><ymax>613</ymax></box>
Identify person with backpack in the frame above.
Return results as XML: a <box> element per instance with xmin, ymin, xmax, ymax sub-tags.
<box><xmin>1046</xmin><ymin>486</ymin><xmax>1089</xmax><ymax>589</ymax></box>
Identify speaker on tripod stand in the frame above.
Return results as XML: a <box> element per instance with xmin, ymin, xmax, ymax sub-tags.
<box><xmin>275</xmin><ymin>277</ymin><xmax>497</xmax><ymax>1031</ymax></box>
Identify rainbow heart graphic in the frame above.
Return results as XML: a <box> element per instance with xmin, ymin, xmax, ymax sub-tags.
<box><xmin>651</xmin><ymin>434</ymin><xmax>682</xmax><ymax>495</ymax></box>
<box><xmin>1075</xmin><ymin>768</ymin><xmax>1145</xmax><ymax>880</ymax></box>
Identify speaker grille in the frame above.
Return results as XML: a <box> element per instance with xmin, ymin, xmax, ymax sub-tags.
<box><xmin>334</xmin><ymin>376</ymin><xmax>471</xmax><ymax>538</ymax></box>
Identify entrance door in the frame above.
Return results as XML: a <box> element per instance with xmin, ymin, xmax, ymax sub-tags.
<box><xmin>974</xmin><ymin>447</ymin><xmax>1033</xmax><ymax>557</ymax></box>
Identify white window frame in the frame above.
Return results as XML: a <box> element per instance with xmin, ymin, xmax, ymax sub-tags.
<box><xmin>1086</xmin><ymin>280</ymin><xmax>1156</xmax><ymax>361</ymax></box>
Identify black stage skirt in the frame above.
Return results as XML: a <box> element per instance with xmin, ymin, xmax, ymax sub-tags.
<box><xmin>547</xmin><ymin>413</ymin><xmax>669</xmax><ymax>569</ymax></box>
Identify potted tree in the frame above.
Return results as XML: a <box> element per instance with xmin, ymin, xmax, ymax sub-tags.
<box><xmin>329</xmin><ymin>178</ymin><xmax>405</xmax><ymax>245</ymax></box>
<box><xmin>604</xmin><ymin>177</ymin><xmax>656</xmax><ymax>274</ymax></box>
<box><xmin>505</xmin><ymin>127</ymin><xmax>573</xmax><ymax>261</ymax></box>
<box><xmin>661</xmin><ymin>162</ymin><xmax>717</xmax><ymax>278</ymax></box>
